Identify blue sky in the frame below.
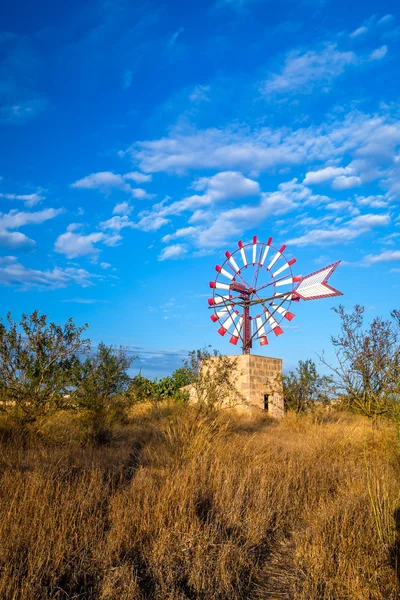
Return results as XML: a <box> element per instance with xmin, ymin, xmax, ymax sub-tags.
<box><xmin>1</xmin><ymin>0</ymin><xmax>399</xmax><ymax>378</ymax></box>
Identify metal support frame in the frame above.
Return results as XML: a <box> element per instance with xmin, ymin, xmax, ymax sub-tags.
<box><xmin>242</xmin><ymin>300</ymin><xmax>251</xmax><ymax>354</ymax></box>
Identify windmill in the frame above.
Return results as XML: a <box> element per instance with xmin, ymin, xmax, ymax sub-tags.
<box><xmin>208</xmin><ymin>236</ymin><xmax>342</xmax><ymax>355</ymax></box>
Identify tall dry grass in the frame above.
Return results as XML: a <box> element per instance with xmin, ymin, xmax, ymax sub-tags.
<box><xmin>0</xmin><ymin>406</ymin><xmax>399</xmax><ymax>599</ymax></box>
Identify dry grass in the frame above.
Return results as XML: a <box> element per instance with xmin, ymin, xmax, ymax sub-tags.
<box><xmin>0</xmin><ymin>405</ymin><xmax>399</xmax><ymax>599</ymax></box>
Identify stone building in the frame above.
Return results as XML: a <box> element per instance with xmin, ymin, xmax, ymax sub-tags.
<box><xmin>185</xmin><ymin>354</ymin><xmax>285</xmax><ymax>419</ymax></box>
<box><xmin>228</xmin><ymin>354</ymin><xmax>284</xmax><ymax>418</ymax></box>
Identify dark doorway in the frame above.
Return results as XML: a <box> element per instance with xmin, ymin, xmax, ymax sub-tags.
<box><xmin>263</xmin><ymin>394</ymin><xmax>269</xmax><ymax>411</ymax></box>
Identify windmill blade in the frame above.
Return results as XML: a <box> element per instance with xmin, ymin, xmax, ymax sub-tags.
<box><xmin>238</xmin><ymin>240</ymin><xmax>248</xmax><ymax>267</ymax></box>
<box><xmin>215</xmin><ymin>264</ymin><xmax>234</xmax><ymax>280</ymax></box>
<box><xmin>218</xmin><ymin>311</ymin><xmax>240</xmax><ymax>336</ymax></box>
<box><xmin>260</xmin><ymin>237</ymin><xmax>272</xmax><ymax>266</ymax></box>
<box><xmin>264</xmin><ymin>309</ymin><xmax>284</xmax><ymax>336</ymax></box>
<box><xmin>225</xmin><ymin>250</ymin><xmax>240</xmax><ymax>273</ymax></box>
<box><xmin>230</xmin><ymin>316</ymin><xmax>243</xmax><ymax>345</ymax></box>
<box><xmin>294</xmin><ymin>261</ymin><xmax>342</xmax><ymax>300</ymax></box>
<box><xmin>208</xmin><ymin>294</ymin><xmax>231</xmax><ymax>306</ymax></box>
<box><xmin>252</xmin><ymin>235</ymin><xmax>258</xmax><ymax>265</ymax></box>
<box><xmin>272</xmin><ymin>257</ymin><xmax>296</xmax><ymax>278</ymax></box>
<box><xmin>269</xmin><ymin>303</ymin><xmax>295</xmax><ymax>321</ymax></box>
<box><xmin>209</xmin><ymin>281</ymin><xmax>230</xmax><ymax>291</ymax></box>
<box><xmin>210</xmin><ymin>308</ymin><xmax>229</xmax><ymax>322</ymax></box>
<box><xmin>267</xmin><ymin>244</ymin><xmax>286</xmax><ymax>271</ymax></box>
<box><xmin>275</xmin><ymin>275</ymin><xmax>301</xmax><ymax>287</ymax></box>
<box><xmin>255</xmin><ymin>315</ymin><xmax>268</xmax><ymax>346</ymax></box>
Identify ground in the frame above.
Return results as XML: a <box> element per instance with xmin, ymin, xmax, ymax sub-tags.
<box><xmin>0</xmin><ymin>404</ymin><xmax>399</xmax><ymax>599</ymax></box>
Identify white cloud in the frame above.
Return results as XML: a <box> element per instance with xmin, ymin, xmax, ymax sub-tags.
<box><xmin>350</xmin><ymin>26</ymin><xmax>368</xmax><ymax>38</ymax></box>
<box><xmin>0</xmin><ymin>230</ymin><xmax>35</xmax><ymax>250</ymax></box>
<box><xmin>166</xmin><ymin>179</ymin><xmax>305</xmax><ymax>250</ymax></box>
<box><xmin>131</xmin><ymin>171</ymin><xmax>261</xmax><ymax>238</ymax></box>
<box><xmin>131</xmin><ymin>188</ymin><xmax>150</xmax><ymax>199</ymax></box>
<box><xmin>72</xmin><ymin>171</ymin><xmax>131</xmax><ymax>193</ymax></box>
<box><xmin>130</xmin><ymin>126</ymin><xmax>304</xmax><ymax>173</ymax></box>
<box><xmin>194</xmin><ymin>180</ymin><xmax>301</xmax><ymax>248</ymax></box>
<box><xmin>162</xmin><ymin>227</ymin><xmax>197</xmax><ymax>243</ymax></box>
<box><xmin>193</xmin><ymin>171</ymin><xmax>259</xmax><ymax>198</ymax></box>
<box><xmin>103</xmin><ymin>234</ymin><xmax>122</xmax><ymax>247</ymax></box>
<box><xmin>0</xmin><ymin>208</ymin><xmax>62</xmax><ymax>250</ymax></box>
<box><xmin>71</xmin><ymin>171</ymin><xmax>151</xmax><ymax>198</ymax></box>
<box><xmin>128</xmin><ymin>121</ymin><xmax>327</xmax><ymax>175</ymax></box>
<box><xmin>377</xmin><ymin>15</ymin><xmax>394</xmax><ymax>26</ymax></box>
<box><xmin>0</xmin><ymin>191</ymin><xmax>44</xmax><ymax>207</ymax></box>
<box><xmin>188</xmin><ymin>209</ymin><xmax>209</xmax><ymax>223</ymax></box>
<box><xmin>128</xmin><ymin>109</ymin><xmax>400</xmax><ymax>203</ymax></box>
<box><xmin>100</xmin><ymin>262</ymin><xmax>112</xmax><ymax>269</ymax></box>
<box><xmin>158</xmin><ymin>244</ymin><xmax>187</xmax><ymax>261</ymax></box>
<box><xmin>370</xmin><ymin>46</ymin><xmax>388</xmax><ymax>60</ymax></box>
<box><xmin>356</xmin><ymin>195</ymin><xmax>388</xmax><ymax>208</ymax></box>
<box><xmin>288</xmin><ymin>213</ymin><xmax>390</xmax><ymax>246</ymax></box>
<box><xmin>130</xmin><ymin>172</ymin><xmax>261</xmax><ymax>237</ymax></box>
<box><xmin>134</xmin><ymin>213</ymin><xmax>169</xmax><ymax>232</ymax></box>
<box><xmin>159</xmin><ymin>171</ymin><xmax>260</xmax><ymax>218</ymax></box>
<box><xmin>332</xmin><ymin>175</ymin><xmax>361</xmax><ymax>189</ymax></box>
<box><xmin>0</xmin><ymin>208</ymin><xmax>62</xmax><ymax>230</ymax></box>
<box><xmin>325</xmin><ymin>201</ymin><xmax>358</xmax><ymax>213</ymax></box>
<box><xmin>363</xmin><ymin>250</ymin><xmax>400</xmax><ymax>264</ymax></box>
<box><xmin>351</xmin><ymin>213</ymin><xmax>390</xmax><ymax>228</ymax></box>
<box><xmin>62</xmin><ymin>298</ymin><xmax>109</xmax><ymax>304</ymax></box>
<box><xmin>303</xmin><ymin>166</ymin><xmax>354</xmax><ymax>185</ymax></box>
<box><xmin>99</xmin><ymin>215</ymin><xmax>134</xmax><ymax>232</ymax></box>
<box><xmin>189</xmin><ymin>85</ymin><xmax>210</xmax><ymax>103</ymax></box>
<box><xmin>263</xmin><ymin>44</ymin><xmax>357</xmax><ymax>95</ymax></box>
<box><xmin>123</xmin><ymin>171</ymin><xmax>152</xmax><ymax>183</ymax></box>
<box><xmin>0</xmin><ymin>256</ymin><xmax>96</xmax><ymax>289</ymax></box>
<box><xmin>54</xmin><ymin>231</ymin><xmax>106</xmax><ymax>259</ymax></box>
<box><xmin>113</xmin><ymin>201</ymin><xmax>132</xmax><ymax>215</ymax></box>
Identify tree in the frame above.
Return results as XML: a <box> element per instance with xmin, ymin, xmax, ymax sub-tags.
<box><xmin>0</xmin><ymin>311</ymin><xmax>89</xmax><ymax>422</ymax></box>
<box><xmin>283</xmin><ymin>359</ymin><xmax>333</xmax><ymax>413</ymax></box>
<box><xmin>73</xmin><ymin>343</ymin><xmax>135</xmax><ymax>443</ymax></box>
<box><xmin>153</xmin><ymin>368</ymin><xmax>192</xmax><ymax>402</ymax></box>
<box><xmin>128</xmin><ymin>374</ymin><xmax>155</xmax><ymax>403</ymax></box>
<box><xmin>320</xmin><ymin>305</ymin><xmax>400</xmax><ymax>418</ymax></box>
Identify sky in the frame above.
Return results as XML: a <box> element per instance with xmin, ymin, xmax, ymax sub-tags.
<box><xmin>1</xmin><ymin>0</ymin><xmax>399</xmax><ymax>378</ymax></box>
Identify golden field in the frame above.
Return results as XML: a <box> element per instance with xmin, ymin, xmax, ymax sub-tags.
<box><xmin>0</xmin><ymin>404</ymin><xmax>399</xmax><ymax>599</ymax></box>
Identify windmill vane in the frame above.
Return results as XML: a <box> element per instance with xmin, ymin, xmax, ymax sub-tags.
<box><xmin>208</xmin><ymin>235</ymin><xmax>342</xmax><ymax>355</ymax></box>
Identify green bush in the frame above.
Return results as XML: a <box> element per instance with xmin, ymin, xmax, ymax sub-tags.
<box><xmin>0</xmin><ymin>310</ymin><xmax>89</xmax><ymax>423</ymax></box>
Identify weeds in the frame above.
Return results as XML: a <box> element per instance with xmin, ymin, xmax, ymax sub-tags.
<box><xmin>0</xmin><ymin>407</ymin><xmax>399</xmax><ymax>599</ymax></box>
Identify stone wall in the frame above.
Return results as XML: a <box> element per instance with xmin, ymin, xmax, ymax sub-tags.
<box><xmin>225</xmin><ymin>354</ymin><xmax>284</xmax><ymax>419</ymax></box>
<box><xmin>186</xmin><ymin>354</ymin><xmax>284</xmax><ymax>419</ymax></box>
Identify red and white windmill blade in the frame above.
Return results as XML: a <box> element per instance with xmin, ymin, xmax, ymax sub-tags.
<box><xmin>208</xmin><ymin>236</ymin><xmax>343</xmax><ymax>354</ymax></box>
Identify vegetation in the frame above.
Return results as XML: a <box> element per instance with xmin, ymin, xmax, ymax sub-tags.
<box><xmin>180</xmin><ymin>347</ymin><xmax>242</xmax><ymax>411</ymax></box>
<box><xmin>0</xmin><ymin>407</ymin><xmax>399</xmax><ymax>599</ymax></box>
<box><xmin>130</xmin><ymin>368</ymin><xmax>190</xmax><ymax>404</ymax></box>
<box><xmin>0</xmin><ymin>310</ymin><xmax>89</xmax><ymax>422</ymax></box>
<box><xmin>73</xmin><ymin>342</ymin><xmax>136</xmax><ymax>444</ymax></box>
<box><xmin>0</xmin><ymin>312</ymin><xmax>135</xmax><ymax>440</ymax></box>
<box><xmin>282</xmin><ymin>358</ymin><xmax>333</xmax><ymax>412</ymax></box>
<box><xmin>320</xmin><ymin>305</ymin><xmax>400</xmax><ymax>418</ymax></box>
<box><xmin>0</xmin><ymin>305</ymin><xmax>400</xmax><ymax>598</ymax></box>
